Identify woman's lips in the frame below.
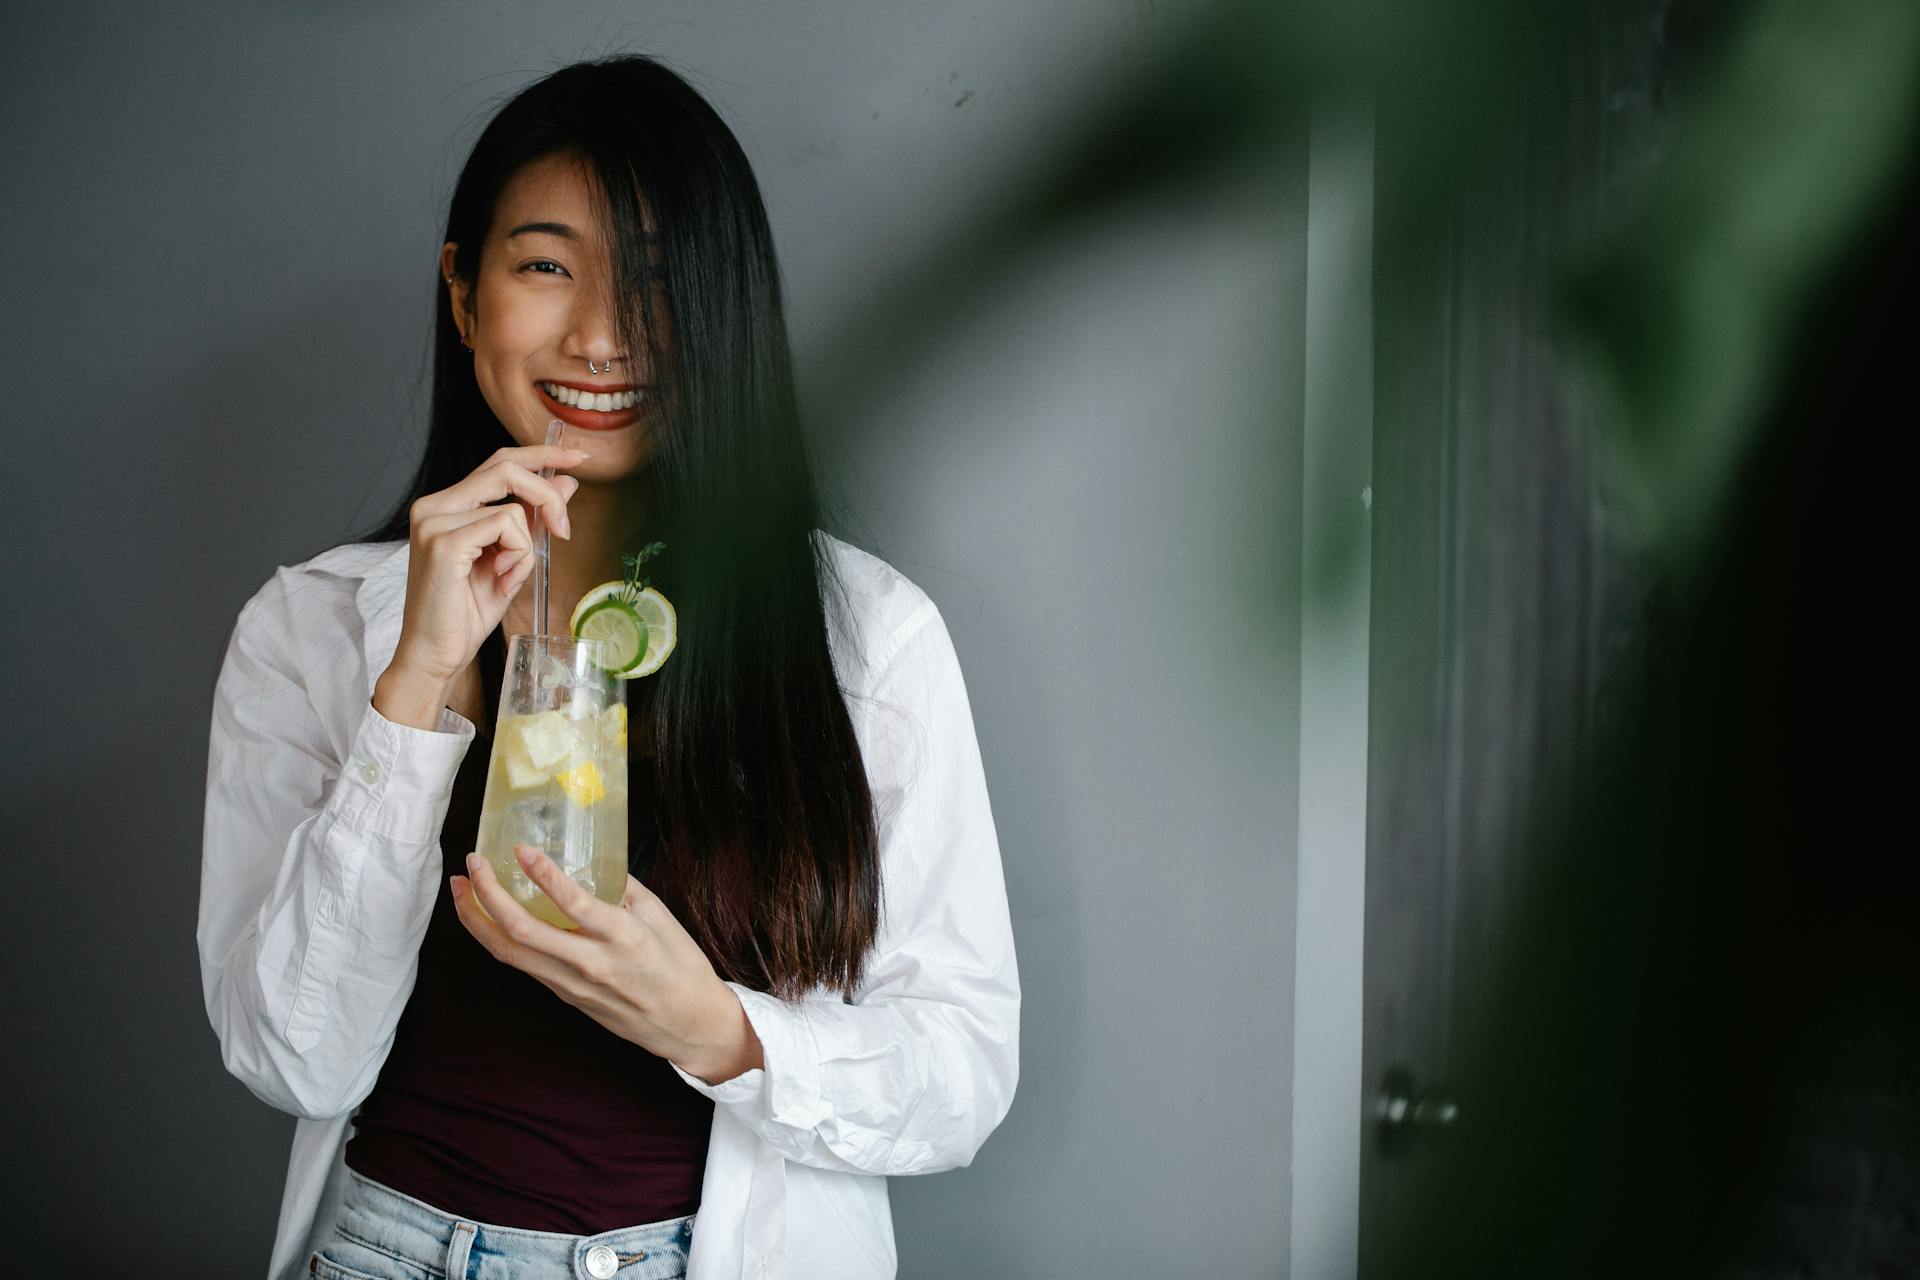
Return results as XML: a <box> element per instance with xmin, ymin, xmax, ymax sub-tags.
<box><xmin>536</xmin><ymin>383</ymin><xmax>645</xmax><ymax>431</ymax></box>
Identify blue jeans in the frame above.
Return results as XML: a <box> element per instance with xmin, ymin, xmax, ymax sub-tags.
<box><xmin>307</xmin><ymin>1168</ymin><xmax>696</xmax><ymax>1280</ymax></box>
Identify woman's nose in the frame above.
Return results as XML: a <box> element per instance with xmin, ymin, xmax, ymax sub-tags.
<box><xmin>571</xmin><ymin>322</ymin><xmax>625</xmax><ymax>375</ymax></box>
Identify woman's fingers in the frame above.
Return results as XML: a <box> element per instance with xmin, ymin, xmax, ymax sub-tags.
<box><xmin>464</xmin><ymin>461</ymin><xmax>571</xmax><ymax>539</ymax></box>
<box><xmin>457</xmin><ymin>853</ymin><xmax>604</xmax><ymax>974</ymax></box>
<box><xmin>412</xmin><ymin>446</ymin><xmax>587</xmax><ymax>536</ymax></box>
<box><xmin>621</xmin><ymin>873</ymin><xmax>666</xmax><ymax>918</ymax></box>
<box><xmin>481</xmin><ymin>551</ymin><xmax>535</xmax><ymax>604</ymax></box>
<box><xmin>452</xmin><ymin>872</ymin><xmax>579</xmax><ymax>994</ymax></box>
<box><xmin>389</xmin><ymin>444</ymin><xmax>591</xmax><ymax>690</ymax></box>
<box><xmin>513</xmin><ymin>845</ymin><xmax>623</xmax><ymax>936</ymax></box>
<box><xmin>412</xmin><ymin>507</ymin><xmax>533</xmax><ymax>616</ymax></box>
<box><xmin>415</xmin><ymin>504</ymin><xmax>535</xmax><ymax>573</ymax></box>
<box><xmin>515</xmin><ymin>473</ymin><xmax>582</xmax><ymax>543</ymax></box>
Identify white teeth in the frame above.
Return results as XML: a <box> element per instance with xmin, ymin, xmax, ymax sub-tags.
<box><xmin>540</xmin><ymin>383</ymin><xmax>642</xmax><ymax>411</ymax></box>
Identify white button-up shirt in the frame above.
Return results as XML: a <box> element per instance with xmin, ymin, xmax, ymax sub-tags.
<box><xmin>197</xmin><ymin>533</ymin><xmax>1021</xmax><ymax>1280</ymax></box>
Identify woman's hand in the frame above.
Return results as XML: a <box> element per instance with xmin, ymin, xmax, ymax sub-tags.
<box><xmin>450</xmin><ymin>846</ymin><xmax>766</xmax><ymax>1085</ymax></box>
<box><xmin>388</xmin><ymin>443</ymin><xmax>591</xmax><ymax>689</ymax></box>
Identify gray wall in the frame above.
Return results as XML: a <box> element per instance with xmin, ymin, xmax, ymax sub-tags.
<box><xmin>1</xmin><ymin>4</ymin><xmax>1304</xmax><ymax>1274</ymax></box>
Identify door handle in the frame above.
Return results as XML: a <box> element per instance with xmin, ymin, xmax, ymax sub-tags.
<box><xmin>1375</xmin><ymin>1066</ymin><xmax>1459</xmax><ymax>1157</ymax></box>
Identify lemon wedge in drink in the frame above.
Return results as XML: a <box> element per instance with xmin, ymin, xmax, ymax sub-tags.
<box><xmin>554</xmin><ymin>760</ymin><xmax>607</xmax><ymax>808</ymax></box>
<box><xmin>598</xmin><ymin>702</ymin><xmax>627</xmax><ymax>749</ymax></box>
<box><xmin>570</xmin><ymin>582</ymin><xmax>677</xmax><ymax>678</ymax></box>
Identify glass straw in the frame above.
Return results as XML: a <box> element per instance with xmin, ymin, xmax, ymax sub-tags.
<box><xmin>533</xmin><ymin>419</ymin><xmax>565</xmax><ymax>637</ymax></box>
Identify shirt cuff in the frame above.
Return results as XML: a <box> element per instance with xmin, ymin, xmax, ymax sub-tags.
<box><xmin>331</xmin><ymin>699</ymin><xmax>477</xmax><ymax>842</ymax></box>
<box><xmin>670</xmin><ymin>982</ymin><xmax>830</xmax><ymax>1130</ymax></box>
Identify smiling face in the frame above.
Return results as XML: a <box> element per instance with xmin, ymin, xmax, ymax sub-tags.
<box><xmin>442</xmin><ymin>151</ymin><xmax>671</xmax><ymax>482</ymax></box>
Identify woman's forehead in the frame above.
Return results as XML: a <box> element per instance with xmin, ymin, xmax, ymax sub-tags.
<box><xmin>494</xmin><ymin>162</ymin><xmax>598</xmax><ymax>244</ymax></box>
<box><xmin>494</xmin><ymin>155</ymin><xmax>658</xmax><ymax>246</ymax></box>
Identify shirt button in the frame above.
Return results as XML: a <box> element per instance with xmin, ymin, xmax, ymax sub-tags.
<box><xmin>584</xmin><ymin>1245</ymin><xmax>618</xmax><ymax>1279</ymax></box>
<box><xmin>360</xmin><ymin>761</ymin><xmax>381</xmax><ymax>784</ymax></box>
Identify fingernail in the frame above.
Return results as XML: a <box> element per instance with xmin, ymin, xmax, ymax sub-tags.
<box><xmin>516</xmin><ymin>844</ymin><xmax>539</xmax><ymax>866</ymax></box>
<box><xmin>465</xmin><ymin>853</ymin><xmax>479</xmax><ymax>873</ymax></box>
<box><xmin>449</xmin><ymin>876</ymin><xmax>466</xmax><ymax>899</ymax></box>
<box><xmin>559</xmin><ymin>513</ymin><xmax>571</xmax><ymax>539</ymax></box>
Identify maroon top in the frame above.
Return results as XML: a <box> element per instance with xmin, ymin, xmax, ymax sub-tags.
<box><xmin>345</xmin><ymin>628</ymin><xmax>712</xmax><ymax>1231</ymax></box>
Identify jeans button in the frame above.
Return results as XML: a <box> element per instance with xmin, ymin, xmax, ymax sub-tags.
<box><xmin>585</xmin><ymin>1244</ymin><xmax>618</xmax><ymax>1279</ymax></box>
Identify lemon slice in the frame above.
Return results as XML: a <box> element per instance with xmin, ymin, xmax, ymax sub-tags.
<box><xmin>598</xmin><ymin>702</ymin><xmax>627</xmax><ymax>749</ymax></box>
<box><xmin>570</xmin><ymin>581</ymin><xmax>678</xmax><ymax>678</ymax></box>
<box><xmin>554</xmin><ymin>760</ymin><xmax>607</xmax><ymax>808</ymax></box>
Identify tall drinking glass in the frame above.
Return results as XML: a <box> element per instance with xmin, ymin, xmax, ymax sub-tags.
<box><xmin>475</xmin><ymin>634</ymin><xmax>628</xmax><ymax>929</ymax></box>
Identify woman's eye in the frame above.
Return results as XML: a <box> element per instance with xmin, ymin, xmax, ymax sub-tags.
<box><xmin>519</xmin><ymin>260</ymin><xmax>568</xmax><ymax>276</ymax></box>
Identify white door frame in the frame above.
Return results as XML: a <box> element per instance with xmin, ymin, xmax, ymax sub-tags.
<box><xmin>1288</xmin><ymin>98</ymin><xmax>1374</xmax><ymax>1280</ymax></box>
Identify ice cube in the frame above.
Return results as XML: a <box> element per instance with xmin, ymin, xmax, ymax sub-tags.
<box><xmin>514</xmin><ymin>710</ymin><xmax>573</xmax><ymax>769</ymax></box>
<box><xmin>508</xmin><ymin>797</ymin><xmax>561</xmax><ymax>849</ymax></box>
<box><xmin>504</xmin><ymin>746</ymin><xmax>547</xmax><ymax>790</ymax></box>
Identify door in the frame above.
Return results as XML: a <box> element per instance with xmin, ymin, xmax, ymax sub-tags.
<box><xmin>1356</xmin><ymin>3</ymin><xmax>1676</xmax><ymax>1271</ymax></box>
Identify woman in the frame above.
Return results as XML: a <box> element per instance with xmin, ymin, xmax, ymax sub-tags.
<box><xmin>198</xmin><ymin>54</ymin><xmax>1020</xmax><ymax>1280</ymax></box>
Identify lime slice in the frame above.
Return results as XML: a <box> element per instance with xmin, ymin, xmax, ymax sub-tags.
<box><xmin>570</xmin><ymin>581</ymin><xmax>678</xmax><ymax>678</ymax></box>
<box><xmin>574</xmin><ymin>598</ymin><xmax>647</xmax><ymax>673</ymax></box>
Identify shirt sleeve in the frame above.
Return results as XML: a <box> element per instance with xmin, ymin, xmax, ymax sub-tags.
<box><xmin>669</xmin><ymin>598</ymin><xmax>1022</xmax><ymax>1177</ymax></box>
<box><xmin>197</xmin><ymin>568</ymin><xmax>475</xmax><ymax>1120</ymax></box>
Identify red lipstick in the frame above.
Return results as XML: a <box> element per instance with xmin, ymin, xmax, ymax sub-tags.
<box><xmin>535</xmin><ymin>381</ymin><xmax>649</xmax><ymax>431</ymax></box>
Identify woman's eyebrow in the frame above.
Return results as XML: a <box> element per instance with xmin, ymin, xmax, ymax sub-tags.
<box><xmin>506</xmin><ymin>221</ymin><xmax>659</xmax><ymax>243</ymax></box>
<box><xmin>507</xmin><ymin>221</ymin><xmax>580</xmax><ymax>241</ymax></box>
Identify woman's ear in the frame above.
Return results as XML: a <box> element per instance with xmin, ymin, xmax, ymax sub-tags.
<box><xmin>441</xmin><ymin>241</ymin><xmax>473</xmax><ymax>331</ymax></box>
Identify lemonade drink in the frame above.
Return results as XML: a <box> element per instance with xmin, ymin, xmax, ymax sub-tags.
<box><xmin>476</xmin><ymin>637</ymin><xmax>628</xmax><ymax>929</ymax></box>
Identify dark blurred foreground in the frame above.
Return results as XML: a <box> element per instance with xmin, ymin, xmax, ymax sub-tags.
<box><xmin>1371</xmin><ymin>121</ymin><xmax>1920</xmax><ymax>1280</ymax></box>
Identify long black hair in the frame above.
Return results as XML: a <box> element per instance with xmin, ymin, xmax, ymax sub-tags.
<box><xmin>350</xmin><ymin>54</ymin><xmax>882</xmax><ymax>1002</ymax></box>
